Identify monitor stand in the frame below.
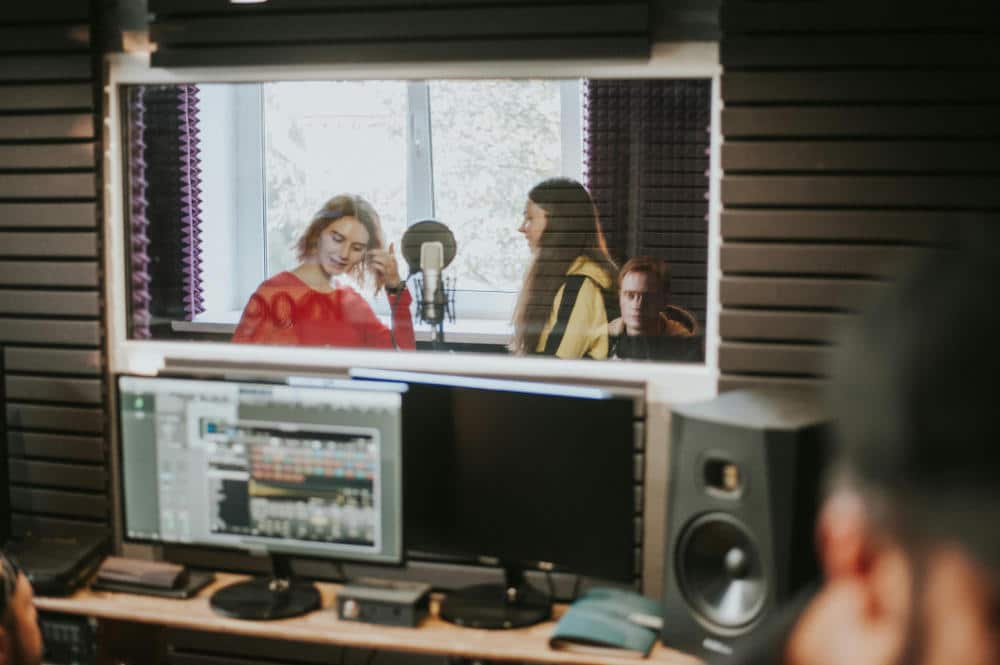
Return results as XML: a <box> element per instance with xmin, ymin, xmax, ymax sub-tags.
<box><xmin>210</xmin><ymin>553</ymin><xmax>321</xmax><ymax>620</ymax></box>
<box><xmin>439</xmin><ymin>564</ymin><xmax>551</xmax><ymax>629</ymax></box>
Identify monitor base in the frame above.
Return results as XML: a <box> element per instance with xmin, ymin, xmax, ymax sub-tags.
<box><xmin>209</xmin><ymin>577</ymin><xmax>321</xmax><ymax>620</ymax></box>
<box><xmin>439</xmin><ymin>583</ymin><xmax>551</xmax><ymax>629</ymax></box>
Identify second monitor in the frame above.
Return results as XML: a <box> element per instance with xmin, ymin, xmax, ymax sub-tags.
<box><xmin>118</xmin><ymin>375</ymin><xmax>405</xmax><ymax>619</ymax></box>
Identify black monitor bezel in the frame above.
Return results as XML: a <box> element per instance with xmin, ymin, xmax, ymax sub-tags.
<box><xmin>351</xmin><ymin>368</ymin><xmax>639</xmax><ymax>584</ymax></box>
<box><xmin>114</xmin><ymin>371</ymin><xmax>407</xmax><ymax>568</ymax></box>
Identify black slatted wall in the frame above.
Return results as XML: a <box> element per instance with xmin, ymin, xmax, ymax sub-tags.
<box><xmin>718</xmin><ymin>0</ymin><xmax>1000</xmax><ymax>390</ymax></box>
<box><xmin>148</xmin><ymin>0</ymin><xmax>650</xmax><ymax>67</ymax></box>
<box><xmin>0</xmin><ymin>2</ymin><xmax>109</xmax><ymax>540</ymax></box>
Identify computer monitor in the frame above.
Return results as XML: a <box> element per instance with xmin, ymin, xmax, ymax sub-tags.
<box><xmin>353</xmin><ymin>369</ymin><xmax>638</xmax><ymax>629</ymax></box>
<box><xmin>117</xmin><ymin>374</ymin><xmax>405</xmax><ymax>619</ymax></box>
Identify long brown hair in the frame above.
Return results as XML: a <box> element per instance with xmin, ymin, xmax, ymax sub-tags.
<box><xmin>296</xmin><ymin>194</ymin><xmax>388</xmax><ymax>293</ymax></box>
<box><xmin>511</xmin><ymin>178</ymin><xmax>616</xmax><ymax>355</ymax></box>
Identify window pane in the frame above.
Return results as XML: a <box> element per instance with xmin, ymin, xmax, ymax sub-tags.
<box><xmin>430</xmin><ymin>80</ymin><xmax>566</xmax><ymax>293</ymax></box>
<box><xmin>263</xmin><ymin>81</ymin><xmax>408</xmax><ymax>277</ymax></box>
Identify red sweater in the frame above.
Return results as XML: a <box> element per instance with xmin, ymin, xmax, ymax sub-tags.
<box><xmin>231</xmin><ymin>271</ymin><xmax>416</xmax><ymax>350</ymax></box>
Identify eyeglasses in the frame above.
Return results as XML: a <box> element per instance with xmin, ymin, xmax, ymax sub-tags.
<box><xmin>0</xmin><ymin>552</ymin><xmax>23</xmax><ymax>620</ymax></box>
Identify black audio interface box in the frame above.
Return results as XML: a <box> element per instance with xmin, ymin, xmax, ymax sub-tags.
<box><xmin>335</xmin><ymin>578</ymin><xmax>431</xmax><ymax>627</ymax></box>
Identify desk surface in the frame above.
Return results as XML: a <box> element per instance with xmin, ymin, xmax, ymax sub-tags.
<box><xmin>36</xmin><ymin>573</ymin><xmax>702</xmax><ymax>665</ymax></box>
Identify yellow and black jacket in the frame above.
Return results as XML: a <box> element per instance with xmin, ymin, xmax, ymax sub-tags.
<box><xmin>535</xmin><ymin>256</ymin><xmax>616</xmax><ymax>359</ymax></box>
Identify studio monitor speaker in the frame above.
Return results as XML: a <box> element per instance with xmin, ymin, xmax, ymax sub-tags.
<box><xmin>661</xmin><ymin>389</ymin><xmax>830</xmax><ymax>660</ymax></box>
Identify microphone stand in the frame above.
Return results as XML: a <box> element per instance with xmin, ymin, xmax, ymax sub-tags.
<box><xmin>416</xmin><ymin>275</ymin><xmax>456</xmax><ymax>351</ymax></box>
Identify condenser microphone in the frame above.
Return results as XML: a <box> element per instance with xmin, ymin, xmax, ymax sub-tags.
<box><xmin>420</xmin><ymin>241</ymin><xmax>444</xmax><ymax>324</ymax></box>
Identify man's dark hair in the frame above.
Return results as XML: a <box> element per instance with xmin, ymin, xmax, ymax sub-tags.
<box><xmin>828</xmin><ymin>228</ymin><xmax>1000</xmax><ymax>575</ymax></box>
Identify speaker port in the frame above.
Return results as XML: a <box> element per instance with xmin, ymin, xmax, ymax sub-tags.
<box><xmin>704</xmin><ymin>458</ymin><xmax>741</xmax><ymax>496</ymax></box>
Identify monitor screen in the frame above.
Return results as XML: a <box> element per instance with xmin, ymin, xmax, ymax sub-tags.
<box><xmin>117</xmin><ymin>375</ymin><xmax>405</xmax><ymax>565</ymax></box>
<box><xmin>358</xmin><ymin>370</ymin><xmax>639</xmax><ymax>583</ymax></box>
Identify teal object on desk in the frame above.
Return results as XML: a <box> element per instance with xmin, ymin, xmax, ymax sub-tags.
<box><xmin>549</xmin><ymin>588</ymin><xmax>664</xmax><ymax>658</ymax></box>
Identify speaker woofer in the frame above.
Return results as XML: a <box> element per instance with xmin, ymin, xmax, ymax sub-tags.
<box><xmin>677</xmin><ymin>512</ymin><xmax>767</xmax><ymax>631</ymax></box>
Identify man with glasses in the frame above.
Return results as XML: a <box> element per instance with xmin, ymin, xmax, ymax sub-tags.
<box><xmin>0</xmin><ymin>552</ymin><xmax>42</xmax><ymax>665</ymax></box>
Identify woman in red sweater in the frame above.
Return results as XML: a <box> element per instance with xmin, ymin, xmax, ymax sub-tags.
<box><xmin>232</xmin><ymin>194</ymin><xmax>415</xmax><ymax>350</ymax></box>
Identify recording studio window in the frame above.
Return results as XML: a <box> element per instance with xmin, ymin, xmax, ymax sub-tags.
<box><xmin>123</xmin><ymin>78</ymin><xmax>712</xmax><ymax>360</ymax></box>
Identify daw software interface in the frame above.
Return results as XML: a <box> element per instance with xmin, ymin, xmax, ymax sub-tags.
<box><xmin>117</xmin><ymin>376</ymin><xmax>404</xmax><ymax>564</ymax></box>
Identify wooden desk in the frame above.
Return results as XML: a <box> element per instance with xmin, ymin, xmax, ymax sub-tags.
<box><xmin>36</xmin><ymin>573</ymin><xmax>702</xmax><ymax>665</ymax></box>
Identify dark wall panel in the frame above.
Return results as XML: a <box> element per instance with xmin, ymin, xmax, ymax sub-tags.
<box><xmin>0</xmin><ymin>2</ymin><xmax>108</xmax><ymax>537</ymax></box>
<box><xmin>2</xmin><ymin>348</ymin><xmax>101</xmax><ymax>375</ymax></box>
<box><xmin>0</xmin><ymin>85</ymin><xmax>95</xmax><ymax>111</ymax></box>
<box><xmin>147</xmin><ymin>0</ymin><xmax>651</xmax><ymax>66</ymax></box>
<box><xmin>6</xmin><ymin>431</ymin><xmax>104</xmax><ymax>462</ymax></box>
<box><xmin>0</xmin><ymin>203</ymin><xmax>98</xmax><ymax>229</ymax></box>
<box><xmin>0</xmin><ymin>261</ymin><xmax>100</xmax><ymax>287</ymax></box>
<box><xmin>0</xmin><ymin>233</ymin><xmax>98</xmax><ymax>258</ymax></box>
<box><xmin>718</xmin><ymin>0</ymin><xmax>1000</xmax><ymax>386</ymax></box>
<box><xmin>0</xmin><ymin>291</ymin><xmax>100</xmax><ymax>316</ymax></box>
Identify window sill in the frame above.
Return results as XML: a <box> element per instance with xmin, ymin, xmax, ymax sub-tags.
<box><xmin>171</xmin><ymin>312</ymin><xmax>512</xmax><ymax>346</ymax></box>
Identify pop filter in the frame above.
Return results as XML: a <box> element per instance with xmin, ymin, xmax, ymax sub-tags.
<box><xmin>401</xmin><ymin>220</ymin><xmax>457</xmax><ymax>275</ymax></box>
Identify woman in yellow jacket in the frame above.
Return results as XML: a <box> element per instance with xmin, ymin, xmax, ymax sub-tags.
<box><xmin>511</xmin><ymin>178</ymin><xmax>618</xmax><ymax>359</ymax></box>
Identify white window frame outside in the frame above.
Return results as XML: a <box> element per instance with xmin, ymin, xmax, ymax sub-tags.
<box><xmin>214</xmin><ymin>78</ymin><xmax>584</xmax><ymax>330</ymax></box>
<box><xmin>105</xmin><ymin>45</ymin><xmax>722</xmax><ymax>387</ymax></box>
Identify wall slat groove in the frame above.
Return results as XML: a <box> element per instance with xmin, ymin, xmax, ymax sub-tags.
<box><xmin>0</xmin><ymin>261</ymin><xmax>99</xmax><ymax>287</ymax></box>
<box><xmin>720</xmin><ymin>310</ymin><xmax>850</xmax><ymax>343</ymax></box>
<box><xmin>0</xmin><ymin>25</ymin><xmax>91</xmax><ymax>53</ymax></box>
<box><xmin>722</xmin><ymin>141</ymin><xmax>1000</xmax><ymax>173</ymax></box>
<box><xmin>720</xmin><ymin>243</ymin><xmax>932</xmax><ymax>277</ymax></box>
<box><xmin>4</xmin><ymin>375</ymin><xmax>103</xmax><ymax>404</ymax></box>
<box><xmin>0</xmin><ymin>319</ymin><xmax>100</xmax><ymax>346</ymax></box>
<box><xmin>8</xmin><ymin>459</ymin><xmax>107</xmax><ymax>491</ymax></box>
<box><xmin>9</xmin><ymin>514</ymin><xmax>109</xmax><ymax>539</ymax></box>
<box><xmin>0</xmin><ymin>202</ymin><xmax>97</xmax><ymax>228</ymax></box>
<box><xmin>0</xmin><ymin>56</ymin><xmax>93</xmax><ymax>81</ymax></box>
<box><xmin>721</xmin><ymin>1</ymin><xmax>999</xmax><ymax>32</ymax></box>
<box><xmin>0</xmin><ymin>144</ymin><xmax>96</xmax><ymax>169</ymax></box>
<box><xmin>0</xmin><ymin>290</ymin><xmax>100</xmax><ymax>316</ymax></box>
<box><xmin>720</xmin><ymin>277</ymin><xmax>888</xmax><ymax>310</ymax></box>
<box><xmin>0</xmin><ymin>232</ymin><xmax>97</xmax><ymax>257</ymax></box>
<box><xmin>719</xmin><ymin>341</ymin><xmax>833</xmax><ymax>376</ymax></box>
<box><xmin>720</xmin><ymin>210</ymin><xmax>960</xmax><ymax>243</ymax></box>
<box><xmin>719</xmin><ymin>1</ymin><xmax>1000</xmax><ymax>385</ymax></box>
<box><xmin>0</xmin><ymin>173</ymin><xmax>97</xmax><ymax>199</ymax></box>
<box><xmin>6</xmin><ymin>403</ymin><xmax>104</xmax><ymax>433</ymax></box>
<box><xmin>722</xmin><ymin>72</ymin><xmax>1000</xmax><ymax>104</ymax></box>
<box><xmin>152</xmin><ymin>4</ymin><xmax>648</xmax><ymax>44</ymax></box>
<box><xmin>721</xmin><ymin>106</ymin><xmax>1000</xmax><ymax>138</ymax></box>
<box><xmin>3</xmin><ymin>348</ymin><xmax>100</xmax><ymax>374</ymax></box>
<box><xmin>6</xmin><ymin>431</ymin><xmax>104</xmax><ymax>462</ymax></box>
<box><xmin>9</xmin><ymin>487</ymin><xmax>108</xmax><ymax>518</ymax></box>
<box><xmin>722</xmin><ymin>176</ymin><xmax>1000</xmax><ymax>208</ymax></box>
<box><xmin>723</xmin><ymin>34</ymin><xmax>1000</xmax><ymax>68</ymax></box>
<box><xmin>0</xmin><ymin>85</ymin><xmax>95</xmax><ymax>111</ymax></box>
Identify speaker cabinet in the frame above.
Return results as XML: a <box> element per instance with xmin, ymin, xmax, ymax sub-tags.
<box><xmin>661</xmin><ymin>389</ymin><xmax>829</xmax><ymax>660</ymax></box>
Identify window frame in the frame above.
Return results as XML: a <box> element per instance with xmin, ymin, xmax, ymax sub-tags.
<box><xmin>106</xmin><ymin>46</ymin><xmax>722</xmax><ymax>389</ymax></box>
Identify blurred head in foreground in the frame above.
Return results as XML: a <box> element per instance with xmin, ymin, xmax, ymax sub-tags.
<box><xmin>787</xmin><ymin>233</ymin><xmax>1000</xmax><ymax>665</ymax></box>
